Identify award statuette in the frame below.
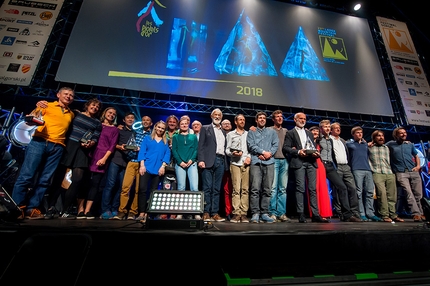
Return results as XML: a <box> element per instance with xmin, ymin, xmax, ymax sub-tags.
<box><xmin>80</xmin><ymin>131</ymin><xmax>93</xmax><ymax>144</ymax></box>
<box><xmin>125</xmin><ymin>133</ymin><xmax>138</xmax><ymax>150</ymax></box>
<box><xmin>230</xmin><ymin>139</ymin><xmax>242</xmax><ymax>153</ymax></box>
<box><xmin>24</xmin><ymin>111</ymin><xmax>44</xmax><ymax>126</ymax></box>
<box><xmin>305</xmin><ymin>136</ymin><xmax>317</xmax><ymax>156</ymax></box>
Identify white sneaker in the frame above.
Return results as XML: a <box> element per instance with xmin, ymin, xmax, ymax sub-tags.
<box><xmin>194</xmin><ymin>215</ymin><xmax>202</xmax><ymax>220</ymax></box>
<box><xmin>175</xmin><ymin>215</ymin><xmax>183</xmax><ymax>219</ymax></box>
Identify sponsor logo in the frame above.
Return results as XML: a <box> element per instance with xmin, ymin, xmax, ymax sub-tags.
<box><xmin>40</xmin><ymin>11</ymin><xmax>53</xmax><ymax>20</ymax></box>
<box><xmin>19</xmin><ymin>27</ymin><xmax>30</xmax><ymax>35</ymax></box>
<box><xmin>396</xmin><ymin>72</ymin><xmax>405</xmax><ymax>77</ymax></box>
<box><xmin>0</xmin><ymin>17</ymin><xmax>16</xmax><ymax>23</ymax></box>
<box><xmin>17</xmin><ymin>20</ymin><xmax>32</xmax><ymax>25</ymax></box>
<box><xmin>15</xmin><ymin>40</ymin><xmax>27</xmax><ymax>44</ymax></box>
<box><xmin>414</xmin><ymin>67</ymin><xmax>422</xmax><ymax>74</ymax></box>
<box><xmin>3</xmin><ymin>51</ymin><xmax>13</xmax><ymax>57</ymax></box>
<box><xmin>405</xmin><ymin>81</ymin><xmax>412</xmax><ymax>85</ymax></box>
<box><xmin>404</xmin><ymin>67</ymin><xmax>413</xmax><ymax>71</ymax></box>
<box><xmin>393</xmin><ymin>65</ymin><xmax>403</xmax><ymax>70</ymax></box>
<box><xmin>405</xmin><ymin>74</ymin><xmax>415</xmax><ymax>78</ymax></box>
<box><xmin>32</xmin><ymin>29</ymin><xmax>43</xmax><ymax>36</ymax></box>
<box><xmin>409</xmin><ymin>110</ymin><xmax>416</xmax><ymax>114</ymax></box>
<box><xmin>425</xmin><ymin>92</ymin><xmax>430</xmax><ymax>97</ymax></box>
<box><xmin>0</xmin><ymin>24</ymin><xmax>6</xmax><ymax>31</ymax></box>
<box><xmin>17</xmin><ymin>53</ymin><xmax>35</xmax><ymax>60</ymax></box>
<box><xmin>417</xmin><ymin>101</ymin><xmax>423</xmax><ymax>106</ymax></box>
<box><xmin>416</xmin><ymin>110</ymin><xmax>421</xmax><ymax>114</ymax></box>
<box><xmin>28</xmin><ymin>40</ymin><xmax>40</xmax><ymax>47</ymax></box>
<box><xmin>21</xmin><ymin>64</ymin><xmax>30</xmax><ymax>73</ymax></box>
<box><xmin>22</xmin><ymin>11</ymin><xmax>36</xmax><ymax>16</ymax></box>
<box><xmin>8</xmin><ymin>1</ymin><xmax>58</xmax><ymax>10</ymax></box>
<box><xmin>1</xmin><ymin>36</ymin><xmax>15</xmax><ymax>45</ymax></box>
<box><xmin>35</xmin><ymin>21</ymin><xmax>49</xmax><ymax>27</ymax></box>
<box><xmin>425</xmin><ymin>110</ymin><xmax>430</xmax><ymax>116</ymax></box>
<box><xmin>397</xmin><ymin>78</ymin><xmax>404</xmax><ymax>84</ymax></box>
<box><xmin>7</xmin><ymin>63</ymin><xmax>20</xmax><ymax>72</ymax></box>
<box><xmin>409</xmin><ymin>88</ymin><xmax>417</xmax><ymax>96</ymax></box>
<box><xmin>6</xmin><ymin>27</ymin><xmax>19</xmax><ymax>32</ymax></box>
<box><xmin>5</xmin><ymin>9</ymin><xmax>19</xmax><ymax>14</ymax></box>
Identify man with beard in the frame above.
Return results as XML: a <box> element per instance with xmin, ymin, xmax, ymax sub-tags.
<box><xmin>283</xmin><ymin>112</ymin><xmax>328</xmax><ymax>223</ymax></box>
<box><xmin>198</xmin><ymin>108</ymin><xmax>227</xmax><ymax>222</ymax></box>
<box><xmin>368</xmin><ymin>130</ymin><xmax>404</xmax><ymax>222</ymax></box>
<box><xmin>386</xmin><ymin>127</ymin><xmax>425</xmax><ymax>222</ymax></box>
<box><xmin>247</xmin><ymin>111</ymin><xmax>278</xmax><ymax>223</ymax></box>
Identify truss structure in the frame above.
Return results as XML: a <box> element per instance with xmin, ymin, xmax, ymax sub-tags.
<box><xmin>1</xmin><ymin>0</ymin><xmax>430</xmax><ymax>137</ymax></box>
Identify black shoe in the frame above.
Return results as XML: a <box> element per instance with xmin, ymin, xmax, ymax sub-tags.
<box><xmin>60</xmin><ymin>212</ymin><xmax>76</xmax><ymax>220</ymax></box>
<box><xmin>345</xmin><ymin>216</ymin><xmax>363</xmax><ymax>222</ymax></box>
<box><xmin>298</xmin><ymin>214</ymin><xmax>307</xmax><ymax>223</ymax></box>
<box><xmin>312</xmin><ymin>216</ymin><xmax>330</xmax><ymax>223</ymax></box>
<box><xmin>76</xmin><ymin>212</ymin><xmax>86</xmax><ymax>219</ymax></box>
<box><xmin>44</xmin><ymin>207</ymin><xmax>58</xmax><ymax>220</ymax></box>
<box><xmin>85</xmin><ymin>212</ymin><xmax>95</xmax><ymax>220</ymax></box>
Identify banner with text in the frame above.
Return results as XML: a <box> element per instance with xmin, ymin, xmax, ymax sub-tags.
<box><xmin>0</xmin><ymin>0</ymin><xmax>64</xmax><ymax>86</ymax></box>
<box><xmin>377</xmin><ymin>16</ymin><xmax>430</xmax><ymax>127</ymax></box>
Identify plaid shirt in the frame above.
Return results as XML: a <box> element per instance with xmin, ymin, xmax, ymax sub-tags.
<box><xmin>368</xmin><ymin>144</ymin><xmax>393</xmax><ymax>174</ymax></box>
<box><xmin>129</xmin><ymin>127</ymin><xmax>151</xmax><ymax>162</ymax></box>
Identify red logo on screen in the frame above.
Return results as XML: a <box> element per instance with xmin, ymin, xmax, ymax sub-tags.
<box><xmin>393</xmin><ymin>65</ymin><xmax>403</xmax><ymax>70</ymax></box>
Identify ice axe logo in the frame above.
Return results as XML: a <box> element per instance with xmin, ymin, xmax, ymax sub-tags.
<box><xmin>136</xmin><ymin>0</ymin><xmax>166</xmax><ymax>33</ymax></box>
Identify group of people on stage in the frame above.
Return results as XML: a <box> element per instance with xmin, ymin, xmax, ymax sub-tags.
<box><xmin>10</xmin><ymin>87</ymin><xmax>429</xmax><ymax>224</ymax></box>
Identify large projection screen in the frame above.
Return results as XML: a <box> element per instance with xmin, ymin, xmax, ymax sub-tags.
<box><xmin>56</xmin><ymin>0</ymin><xmax>393</xmax><ymax>117</ymax></box>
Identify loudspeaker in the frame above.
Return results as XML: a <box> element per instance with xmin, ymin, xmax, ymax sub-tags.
<box><xmin>0</xmin><ymin>185</ymin><xmax>22</xmax><ymax>221</ymax></box>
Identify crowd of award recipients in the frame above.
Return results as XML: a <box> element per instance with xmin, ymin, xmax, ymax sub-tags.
<box><xmin>11</xmin><ymin>87</ymin><xmax>429</xmax><ymax>224</ymax></box>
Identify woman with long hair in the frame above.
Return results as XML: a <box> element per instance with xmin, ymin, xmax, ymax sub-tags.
<box><xmin>136</xmin><ymin>120</ymin><xmax>171</xmax><ymax>222</ymax></box>
<box><xmin>78</xmin><ymin>107</ymin><xmax>119</xmax><ymax>219</ymax></box>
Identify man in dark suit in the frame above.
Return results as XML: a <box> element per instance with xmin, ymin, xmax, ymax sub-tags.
<box><xmin>198</xmin><ymin>108</ymin><xmax>226</xmax><ymax>222</ymax></box>
<box><xmin>283</xmin><ymin>112</ymin><xmax>329</xmax><ymax>223</ymax></box>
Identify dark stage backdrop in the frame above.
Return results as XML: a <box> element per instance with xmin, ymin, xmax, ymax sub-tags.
<box><xmin>56</xmin><ymin>0</ymin><xmax>393</xmax><ymax>117</ymax></box>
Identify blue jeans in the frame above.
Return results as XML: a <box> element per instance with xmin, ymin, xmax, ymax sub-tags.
<box><xmin>12</xmin><ymin>137</ymin><xmax>64</xmax><ymax>210</ymax></box>
<box><xmin>101</xmin><ymin>162</ymin><xmax>126</xmax><ymax>213</ymax></box>
<box><xmin>175</xmin><ymin>162</ymin><xmax>199</xmax><ymax>191</ymax></box>
<box><xmin>269</xmin><ymin>158</ymin><xmax>289</xmax><ymax>217</ymax></box>
<box><xmin>201</xmin><ymin>156</ymin><xmax>224</xmax><ymax>215</ymax></box>
<box><xmin>250</xmin><ymin>163</ymin><xmax>274</xmax><ymax>215</ymax></box>
<box><xmin>352</xmin><ymin>170</ymin><xmax>376</xmax><ymax>217</ymax></box>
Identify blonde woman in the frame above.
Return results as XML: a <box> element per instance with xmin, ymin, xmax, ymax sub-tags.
<box><xmin>136</xmin><ymin>121</ymin><xmax>171</xmax><ymax>222</ymax></box>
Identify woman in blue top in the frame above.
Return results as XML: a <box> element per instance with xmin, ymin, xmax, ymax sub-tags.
<box><xmin>136</xmin><ymin>120</ymin><xmax>170</xmax><ymax>222</ymax></box>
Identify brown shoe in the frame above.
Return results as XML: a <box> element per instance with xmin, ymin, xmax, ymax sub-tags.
<box><xmin>346</xmin><ymin>216</ymin><xmax>363</xmax><ymax>222</ymax></box>
<box><xmin>421</xmin><ymin>214</ymin><xmax>426</xmax><ymax>221</ymax></box>
<box><xmin>413</xmin><ymin>215</ymin><xmax>423</xmax><ymax>222</ymax></box>
<box><xmin>203</xmin><ymin>213</ymin><xmax>212</xmax><ymax>222</ymax></box>
<box><xmin>382</xmin><ymin>217</ymin><xmax>392</xmax><ymax>222</ymax></box>
<box><xmin>230</xmin><ymin>214</ymin><xmax>241</xmax><ymax>223</ymax></box>
<box><xmin>211</xmin><ymin>214</ymin><xmax>225</xmax><ymax>222</ymax></box>
<box><xmin>25</xmin><ymin>208</ymin><xmax>44</xmax><ymax>220</ymax></box>
<box><xmin>240</xmin><ymin>215</ymin><xmax>249</xmax><ymax>223</ymax></box>
<box><xmin>392</xmin><ymin>217</ymin><xmax>404</xmax><ymax>222</ymax></box>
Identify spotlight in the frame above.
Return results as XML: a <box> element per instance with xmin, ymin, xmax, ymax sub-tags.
<box><xmin>145</xmin><ymin>190</ymin><xmax>205</xmax><ymax>230</ymax></box>
<box><xmin>353</xmin><ymin>3</ymin><xmax>361</xmax><ymax>11</ymax></box>
<box><xmin>147</xmin><ymin>190</ymin><xmax>204</xmax><ymax>214</ymax></box>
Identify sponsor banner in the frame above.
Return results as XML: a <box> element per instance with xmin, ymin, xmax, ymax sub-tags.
<box><xmin>0</xmin><ymin>0</ymin><xmax>64</xmax><ymax>85</ymax></box>
<box><xmin>377</xmin><ymin>16</ymin><xmax>430</xmax><ymax>127</ymax></box>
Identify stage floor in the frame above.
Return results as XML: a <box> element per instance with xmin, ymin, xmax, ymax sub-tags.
<box><xmin>1</xmin><ymin>216</ymin><xmax>430</xmax><ymax>285</ymax></box>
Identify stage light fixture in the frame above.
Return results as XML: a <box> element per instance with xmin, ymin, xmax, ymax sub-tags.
<box><xmin>353</xmin><ymin>3</ymin><xmax>361</xmax><ymax>11</ymax></box>
<box><xmin>147</xmin><ymin>190</ymin><xmax>204</xmax><ymax>214</ymax></box>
